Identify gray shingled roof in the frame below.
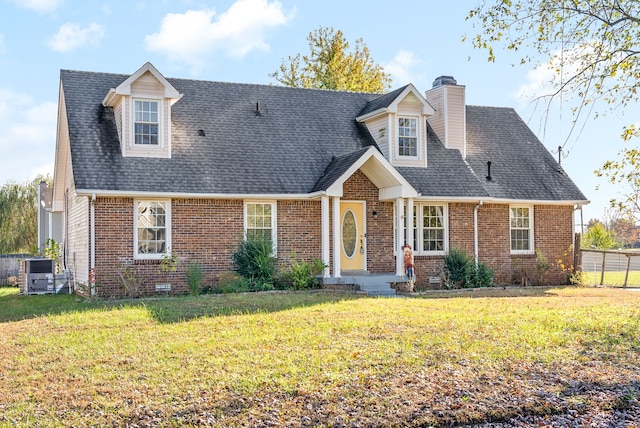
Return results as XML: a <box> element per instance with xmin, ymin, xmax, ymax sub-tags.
<box><xmin>61</xmin><ymin>70</ymin><xmax>380</xmax><ymax>194</ymax></box>
<box><xmin>465</xmin><ymin>106</ymin><xmax>587</xmax><ymax>201</ymax></box>
<box><xmin>397</xmin><ymin>125</ymin><xmax>489</xmax><ymax>198</ymax></box>
<box><xmin>60</xmin><ymin>69</ymin><xmax>586</xmax><ymax>202</ymax></box>
<box><xmin>357</xmin><ymin>85</ymin><xmax>409</xmax><ymax>117</ymax></box>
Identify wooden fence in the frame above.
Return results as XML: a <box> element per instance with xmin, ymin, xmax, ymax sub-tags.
<box><xmin>0</xmin><ymin>254</ymin><xmax>29</xmax><ymax>286</ymax></box>
<box><xmin>580</xmin><ymin>249</ymin><xmax>640</xmax><ymax>287</ymax></box>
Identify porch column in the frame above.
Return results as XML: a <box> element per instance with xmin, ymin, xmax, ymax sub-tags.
<box><xmin>405</xmin><ymin>197</ymin><xmax>414</xmax><ymax>250</ymax></box>
<box><xmin>321</xmin><ymin>195</ymin><xmax>330</xmax><ymax>277</ymax></box>
<box><xmin>395</xmin><ymin>197</ymin><xmax>404</xmax><ymax>275</ymax></box>
<box><xmin>332</xmin><ymin>196</ymin><xmax>341</xmax><ymax>278</ymax></box>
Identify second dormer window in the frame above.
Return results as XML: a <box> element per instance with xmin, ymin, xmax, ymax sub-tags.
<box><xmin>134</xmin><ymin>100</ymin><xmax>159</xmax><ymax>145</ymax></box>
<box><xmin>398</xmin><ymin>117</ymin><xmax>417</xmax><ymax>157</ymax></box>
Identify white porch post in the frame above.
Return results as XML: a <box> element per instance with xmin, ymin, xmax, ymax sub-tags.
<box><xmin>321</xmin><ymin>195</ymin><xmax>330</xmax><ymax>277</ymax></box>
<box><xmin>332</xmin><ymin>196</ymin><xmax>341</xmax><ymax>278</ymax></box>
<box><xmin>405</xmin><ymin>197</ymin><xmax>414</xmax><ymax>250</ymax></box>
<box><xmin>395</xmin><ymin>197</ymin><xmax>404</xmax><ymax>276</ymax></box>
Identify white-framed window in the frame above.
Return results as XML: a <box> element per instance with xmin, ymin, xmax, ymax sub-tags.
<box><xmin>510</xmin><ymin>205</ymin><xmax>533</xmax><ymax>254</ymax></box>
<box><xmin>398</xmin><ymin>116</ymin><xmax>418</xmax><ymax>157</ymax></box>
<box><xmin>401</xmin><ymin>203</ymin><xmax>448</xmax><ymax>255</ymax></box>
<box><xmin>134</xmin><ymin>99</ymin><xmax>159</xmax><ymax>146</ymax></box>
<box><xmin>134</xmin><ymin>200</ymin><xmax>171</xmax><ymax>259</ymax></box>
<box><xmin>244</xmin><ymin>201</ymin><xmax>277</xmax><ymax>253</ymax></box>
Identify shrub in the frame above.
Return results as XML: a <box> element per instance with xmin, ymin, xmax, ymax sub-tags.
<box><xmin>279</xmin><ymin>254</ymin><xmax>326</xmax><ymax>290</ymax></box>
<box><xmin>442</xmin><ymin>248</ymin><xmax>473</xmax><ymax>288</ymax></box>
<box><xmin>471</xmin><ymin>262</ymin><xmax>494</xmax><ymax>288</ymax></box>
<box><xmin>186</xmin><ymin>261</ymin><xmax>204</xmax><ymax>295</ymax></box>
<box><xmin>442</xmin><ymin>248</ymin><xmax>494</xmax><ymax>289</ymax></box>
<box><xmin>232</xmin><ymin>237</ymin><xmax>277</xmax><ymax>291</ymax></box>
<box><xmin>215</xmin><ymin>271</ymin><xmax>248</xmax><ymax>294</ymax></box>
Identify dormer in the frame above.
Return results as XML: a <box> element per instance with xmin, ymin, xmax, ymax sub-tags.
<box><xmin>356</xmin><ymin>84</ymin><xmax>434</xmax><ymax>168</ymax></box>
<box><xmin>102</xmin><ymin>62</ymin><xmax>182</xmax><ymax>158</ymax></box>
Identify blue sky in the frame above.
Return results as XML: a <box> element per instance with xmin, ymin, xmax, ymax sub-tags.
<box><xmin>0</xmin><ymin>0</ymin><xmax>636</xmax><ymax>224</ymax></box>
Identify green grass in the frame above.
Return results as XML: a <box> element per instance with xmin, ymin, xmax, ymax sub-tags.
<box><xmin>1</xmin><ymin>286</ymin><xmax>640</xmax><ymax>426</ymax></box>
<box><xmin>581</xmin><ymin>270</ymin><xmax>640</xmax><ymax>287</ymax></box>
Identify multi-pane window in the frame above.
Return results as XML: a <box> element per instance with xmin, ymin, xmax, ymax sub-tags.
<box><xmin>398</xmin><ymin>117</ymin><xmax>417</xmax><ymax>157</ymax></box>
<box><xmin>402</xmin><ymin>204</ymin><xmax>447</xmax><ymax>254</ymax></box>
<box><xmin>134</xmin><ymin>100</ymin><xmax>159</xmax><ymax>145</ymax></box>
<box><xmin>422</xmin><ymin>205</ymin><xmax>445</xmax><ymax>251</ymax></box>
<box><xmin>245</xmin><ymin>202</ymin><xmax>276</xmax><ymax>249</ymax></box>
<box><xmin>136</xmin><ymin>201</ymin><xmax>169</xmax><ymax>258</ymax></box>
<box><xmin>510</xmin><ymin>206</ymin><xmax>533</xmax><ymax>253</ymax></box>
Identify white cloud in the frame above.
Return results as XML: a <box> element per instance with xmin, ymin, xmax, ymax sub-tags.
<box><xmin>145</xmin><ymin>0</ymin><xmax>294</xmax><ymax>72</ymax></box>
<box><xmin>383</xmin><ymin>50</ymin><xmax>424</xmax><ymax>86</ymax></box>
<box><xmin>0</xmin><ymin>89</ymin><xmax>56</xmax><ymax>184</ymax></box>
<box><xmin>10</xmin><ymin>0</ymin><xmax>63</xmax><ymax>14</ymax></box>
<box><xmin>47</xmin><ymin>23</ymin><xmax>105</xmax><ymax>53</ymax></box>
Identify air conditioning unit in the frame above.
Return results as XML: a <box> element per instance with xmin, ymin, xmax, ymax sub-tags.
<box><xmin>24</xmin><ymin>258</ymin><xmax>55</xmax><ymax>294</ymax></box>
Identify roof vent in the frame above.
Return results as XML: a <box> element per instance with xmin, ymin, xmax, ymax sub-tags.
<box><xmin>255</xmin><ymin>101</ymin><xmax>262</xmax><ymax>116</ymax></box>
<box><xmin>432</xmin><ymin>75</ymin><xmax>457</xmax><ymax>88</ymax></box>
<box><xmin>198</xmin><ymin>129</ymin><xmax>205</xmax><ymax>137</ymax></box>
<box><xmin>486</xmin><ymin>161</ymin><xmax>492</xmax><ymax>181</ymax></box>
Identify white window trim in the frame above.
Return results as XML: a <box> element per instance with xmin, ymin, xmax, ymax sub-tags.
<box><xmin>244</xmin><ymin>200</ymin><xmax>278</xmax><ymax>256</ymax></box>
<box><xmin>510</xmin><ymin>204</ymin><xmax>534</xmax><ymax>255</ymax></box>
<box><xmin>396</xmin><ymin>202</ymin><xmax>448</xmax><ymax>256</ymax></box>
<box><xmin>134</xmin><ymin>199</ymin><xmax>171</xmax><ymax>260</ymax></box>
<box><xmin>131</xmin><ymin>97</ymin><xmax>163</xmax><ymax>149</ymax></box>
<box><xmin>414</xmin><ymin>203</ymin><xmax>448</xmax><ymax>256</ymax></box>
<box><xmin>397</xmin><ymin>115</ymin><xmax>420</xmax><ymax>159</ymax></box>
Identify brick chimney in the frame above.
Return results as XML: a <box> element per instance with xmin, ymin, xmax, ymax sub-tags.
<box><xmin>425</xmin><ymin>76</ymin><xmax>466</xmax><ymax>158</ymax></box>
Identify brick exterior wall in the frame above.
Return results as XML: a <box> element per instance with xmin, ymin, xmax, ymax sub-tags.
<box><xmin>91</xmin><ymin>175</ymin><xmax>576</xmax><ymax>297</ymax></box>
<box><xmin>411</xmin><ymin>203</ymin><xmax>575</xmax><ymax>288</ymax></box>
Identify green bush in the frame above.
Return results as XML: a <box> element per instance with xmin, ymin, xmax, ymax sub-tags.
<box><xmin>231</xmin><ymin>237</ymin><xmax>277</xmax><ymax>291</ymax></box>
<box><xmin>215</xmin><ymin>271</ymin><xmax>249</xmax><ymax>294</ymax></box>
<box><xmin>279</xmin><ymin>254</ymin><xmax>326</xmax><ymax>290</ymax></box>
<box><xmin>186</xmin><ymin>261</ymin><xmax>204</xmax><ymax>295</ymax></box>
<box><xmin>442</xmin><ymin>248</ymin><xmax>494</xmax><ymax>289</ymax></box>
<box><xmin>442</xmin><ymin>248</ymin><xmax>473</xmax><ymax>288</ymax></box>
<box><xmin>471</xmin><ymin>262</ymin><xmax>494</xmax><ymax>288</ymax></box>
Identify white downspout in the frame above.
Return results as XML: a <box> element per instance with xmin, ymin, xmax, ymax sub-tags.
<box><xmin>90</xmin><ymin>193</ymin><xmax>96</xmax><ymax>296</ymax></box>
<box><xmin>474</xmin><ymin>200</ymin><xmax>483</xmax><ymax>266</ymax></box>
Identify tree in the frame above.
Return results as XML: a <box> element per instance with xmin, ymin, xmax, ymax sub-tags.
<box><xmin>582</xmin><ymin>220</ymin><xmax>620</xmax><ymax>249</ymax></box>
<box><xmin>0</xmin><ymin>175</ymin><xmax>49</xmax><ymax>254</ymax></box>
<box><xmin>467</xmin><ymin>1</ymin><xmax>640</xmax><ymax>217</ymax></box>
<box><xmin>270</xmin><ymin>26</ymin><xmax>392</xmax><ymax>93</ymax></box>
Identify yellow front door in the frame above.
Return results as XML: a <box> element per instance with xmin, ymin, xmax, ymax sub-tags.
<box><xmin>340</xmin><ymin>201</ymin><xmax>365</xmax><ymax>271</ymax></box>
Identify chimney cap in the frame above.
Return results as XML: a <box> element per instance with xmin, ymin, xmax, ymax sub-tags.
<box><xmin>433</xmin><ymin>75</ymin><xmax>457</xmax><ymax>88</ymax></box>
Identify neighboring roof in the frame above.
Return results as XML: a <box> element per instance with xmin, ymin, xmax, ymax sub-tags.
<box><xmin>61</xmin><ymin>69</ymin><xmax>380</xmax><ymax>195</ymax></box>
<box><xmin>465</xmin><ymin>106</ymin><xmax>588</xmax><ymax>202</ymax></box>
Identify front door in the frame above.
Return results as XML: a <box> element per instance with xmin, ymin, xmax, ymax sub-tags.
<box><xmin>340</xmin><ymin>201</ymin><xmax>365</xmax><ymax>271</ymax></box>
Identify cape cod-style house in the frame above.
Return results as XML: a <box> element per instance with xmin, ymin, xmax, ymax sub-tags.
<box><xmin>47</xmin><ymin>62</ymin><xmax>588</xmax><ymax>297</ymax></box>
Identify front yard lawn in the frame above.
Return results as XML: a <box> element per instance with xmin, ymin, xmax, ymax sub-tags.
<box><xmin>1</xmin><ymin>286</ymin><xmax>639</xmax><ymax>426</ymax></box>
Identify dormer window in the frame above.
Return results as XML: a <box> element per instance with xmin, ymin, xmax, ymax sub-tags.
<box><xmin>134</xmin><ymin>100</ymin><xmax>159</xmax><ymax>145</ymax></box>
<box><xmin>102</xmin><ymin>62</ymin><xmax>182</xmax><ymax>159</ymax></box>
<box><xmin>398</xmin><ymin>116</ymin><xmax>418</xmax><ymax>157</ymax></box>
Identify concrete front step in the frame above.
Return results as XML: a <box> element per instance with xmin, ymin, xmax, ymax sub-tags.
<box><xmin>354</xmin><ymin>274</ymin><xmax>403</xmax><ymax>296</ymax></box>
<box><xmin>320</xmin><ymin>273</ymin><xmax>407</xmax><ymax>296</ymax></box>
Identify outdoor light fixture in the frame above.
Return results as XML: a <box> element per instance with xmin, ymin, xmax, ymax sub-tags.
<box><xmin>372</xmin><ymin>210</ymin><xmax>378</xmax><ymax>219</ymax></box>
